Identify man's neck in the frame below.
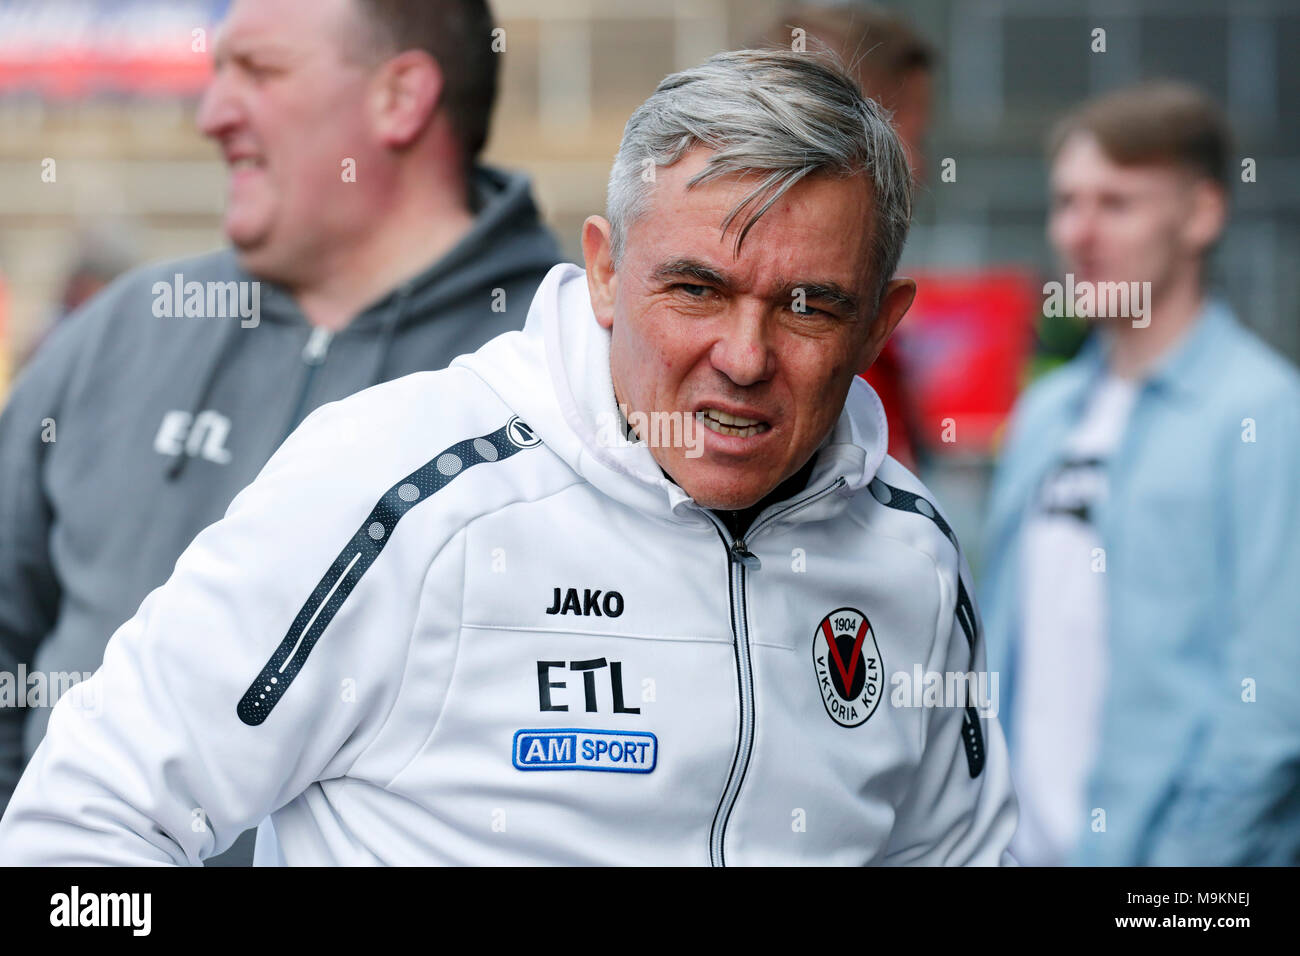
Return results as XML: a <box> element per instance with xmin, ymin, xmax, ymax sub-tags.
<box><xmin>290</xmin><ymin>177</ymin><xmax>476</xmax><ymax>331</ymax></box>
<box><xmin>1103</xmin><ymin>279</ymin><xmax>1205</xmax><ymax>380</ymax></box>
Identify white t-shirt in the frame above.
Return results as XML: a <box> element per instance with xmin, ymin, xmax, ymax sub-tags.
<box><xmin>1010</xmin><ymin>373</ymin><xmax>1139</xmax><ymax>866</ymax></box>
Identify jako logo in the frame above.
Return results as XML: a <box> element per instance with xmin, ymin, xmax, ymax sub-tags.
<box><xmin>545</xmin><ymin>587</ymin><xmax>623</xmax><ymax>617</ymax></box>
<box><xmin>49</xmin><ymin>886</ymin><xmax>151</xmax><ymax>936</ymax></box>
<box><xmin>506</xmin><ymin>416</ymin><xmax>541</xmax><ymax>448</ymax></box>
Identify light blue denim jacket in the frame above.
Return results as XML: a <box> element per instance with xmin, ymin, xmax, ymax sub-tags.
<box><xmin>980</xmin><ymin>298</ymin><xmax>1300</xmax><ymax>865</ymax></box>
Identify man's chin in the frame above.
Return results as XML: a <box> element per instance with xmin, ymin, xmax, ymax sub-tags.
<box><xmin>650</xmin><ymin>444</ymin><xmax>789</xmax><ymax>511</ymax></box>
<box><xmin>226</xmin><ymin>225</ymin><xmax>267</xmax><ymax>252</ymax></box>
<box><xmin>675</xmin><ymin>473</ymin><xmax>774</xmax><ymax>512</ymax></box>
<box><xmin>227</xmin><ymin>230</ymin><xmax>284</xmax><ymax>279</ymax></box>
<box><xmin>224</xmin><ymin>205</ymin><xmax>273</xmax><ymax>248</ymax></box>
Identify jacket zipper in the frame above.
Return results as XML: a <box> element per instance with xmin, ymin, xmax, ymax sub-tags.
<box><xmin>282</xmin><ymin>326</ymin><xmax>334</xmax><ymax>442</ymax></box>
<box><xmin>703</xmin><ymin>475</ymin><xmax>847</xmax><ymax>866</ymax></box>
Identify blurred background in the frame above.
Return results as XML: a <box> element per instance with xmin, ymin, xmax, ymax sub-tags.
<box><xmin>1</xmin><ymin>0</ymin><xmax>1297</xmax><ymax>562</ymax></box>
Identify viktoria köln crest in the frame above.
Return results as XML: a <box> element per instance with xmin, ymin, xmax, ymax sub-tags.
<box><xmin>812</xmin><ymin>607</ymin><xmax>883</xmax><ymax>727</ymax></box>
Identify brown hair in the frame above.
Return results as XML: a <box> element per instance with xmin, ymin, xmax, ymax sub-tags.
<box><xmin>747</xmin><ymin>3</ymin><xmax>935</xmax><ymax>109</ymax></box>
<box><xmin>1048</xmin><ymin>80</ymin><xmax>1232</xmax><ymax>189</ymax></box>
<box><xmin>351</xmin><ymin>0</ymin><xmax>499</xmax><ymax>167</ymax></box>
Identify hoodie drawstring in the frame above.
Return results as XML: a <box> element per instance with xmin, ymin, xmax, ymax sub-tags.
<box><xmin>164</xmin><ymin>318</ymin><xmax>244</xmax><ymax>482</ymax></box>
<box><xmin>367</xmin><ymin>285</ymin><xmax>411</xmax><ymax>388</ymax></box>
<box><xmin>274</xmin><ymin>285</ymin><xmax>410</xmax><ymax>448</ymax></box>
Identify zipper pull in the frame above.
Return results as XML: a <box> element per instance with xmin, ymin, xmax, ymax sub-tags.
<box><xmin>730</xmin><ymin>539</ymin><xmax>761</xmax><ymax>571</ymax></box>
<box><xmin>302</xmin><ymin>326</ymin><xmax>333</xmax><ymax>364</ymax></box>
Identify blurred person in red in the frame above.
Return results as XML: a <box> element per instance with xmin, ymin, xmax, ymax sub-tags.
<box><xmin>750</xmin><ymin>3</ymin><xmax>935</xmax><ymax>470</ymax></box>
<box><xmin>0</xmin><ymin>0</ymin><xmax>560</xmax><ymax>864</ymax></box>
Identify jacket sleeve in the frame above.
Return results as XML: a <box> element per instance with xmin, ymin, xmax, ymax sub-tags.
<box><xmin>882</xmin><ymin>556</ymin><xmax>1020</xmax><ymax>865</ymax></box>
<box><xmin>0</xmin><ymin>317</ymin><xmax>87</xmax><ymax>815</ymax></box>
<box><xmin>1148</xmin><ymin>388</ymin><xmax>1300</xmax><ymax>865</ymax></box>
<box><xmin>0</xmin><ymin>398</ymin><xmax>425</xmax><ymax>865</ymax></box>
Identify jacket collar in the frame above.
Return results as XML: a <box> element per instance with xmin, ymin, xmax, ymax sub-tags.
<box><xmin>983</xmin><ymin>296</ymin><xmax>1236</xmax><ymax>557</ymax></box>
<box><xmin>1142</xmin><ymin>297</ymin><xmax>1234</xmax><ymax>400</ymax></box>
<box><xmin>1074</xmin><ymin>296</ymin><xmax>1235</xmax><ymax>401</ymax></box>
<box><xmin>457</xmin><ymin>263</ymin><xmax>889</xmax><ymax>531</ymax></box>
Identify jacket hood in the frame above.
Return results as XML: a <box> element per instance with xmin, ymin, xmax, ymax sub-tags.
<box><xmin>456</xmin><ymin>263</ymin><xmax>891</xmax><ymax>531</ymax></box>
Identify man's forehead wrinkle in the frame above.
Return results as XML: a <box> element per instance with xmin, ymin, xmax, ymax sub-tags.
<box><xmin>644</xmin><ymin>170</ymin><xmax>874</xmax><ymax>305</ymax></box>
<box><xmin>213</xmin><ymin>15</ymin><xmax>301</xmax><ymax>62</ymax></box>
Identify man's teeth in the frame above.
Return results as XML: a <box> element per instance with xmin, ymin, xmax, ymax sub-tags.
<box><xmin>697</xmin><ymin>409</ymin><xmax>769</xmax><ymax>437</ymax></box>
<box><xmin>231</xmin><ymin>157</ymin><xmax>260</xmax><ymax>170</ymax></box>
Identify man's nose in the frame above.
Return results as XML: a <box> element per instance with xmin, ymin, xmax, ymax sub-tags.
<box><xmin>709</xmin><ymin>305</ymin><xmax>775</xmax><ymax>388</ymax></box>
<box><xmin>196</xmin><ymin>70</ymin><xmax>241</xmax><ymax>140</ymax></box>
<box><xmin>1056</xmin><ymin>203</ymin><xmax>1099</xmax><ymax>254</ymax></box>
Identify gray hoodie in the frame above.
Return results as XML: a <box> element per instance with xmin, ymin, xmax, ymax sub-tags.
<box><xmin>0</xmin><ymin>164</ymin><xmax>563</xmax><ymax>828</ymax></box>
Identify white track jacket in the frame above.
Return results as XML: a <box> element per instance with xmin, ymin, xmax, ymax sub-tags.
<box><xmin>0</xmin><ymin>263</ymin><xmax>1017</xmax><ymax>865</ymax></box>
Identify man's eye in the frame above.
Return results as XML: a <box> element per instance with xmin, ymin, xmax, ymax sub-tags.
<box><xmin>235</xmin><ymin>58</ymin><xmax>276</xmax><ymax>80</ymax></box>
<box><xmin>788</xmin><ymin>302</ymin><xmax>829</xmax><ymax>318</ymax></box>
<box><xmin>676</xmin><ymin>283</ymin><xmax>711</xmax><ymax>297</ymax></box>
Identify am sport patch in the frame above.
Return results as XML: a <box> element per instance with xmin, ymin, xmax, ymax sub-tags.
<box><xmin>513</xmin><ymin>729</ymin><xmax>657</xmax><ymax>773</ymax></box>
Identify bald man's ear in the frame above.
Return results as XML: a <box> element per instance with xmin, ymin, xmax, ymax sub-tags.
<box><xmin>372</xmin><ymin>50</ymin><xmax>443</xmax><ymax>148</ymax></box>
<box><xmin>856</xmin><ymin>277</ymin><xmax>917</xmax><ymax>374</ymax></box>
<box><xmin>582</xmin><ymin>216</ymin><xmax>618</xmax><ymax>330</ymax></box>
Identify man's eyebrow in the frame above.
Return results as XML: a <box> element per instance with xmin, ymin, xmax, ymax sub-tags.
<box><xmin>775</xmin><ymin>280</ymin><xmax>861</xmax><ymax>317</ymax></box>
<box><xmin>650</xmin><ymin>259</ymin><xmax>730</xmax><ymax>287</ymax></box>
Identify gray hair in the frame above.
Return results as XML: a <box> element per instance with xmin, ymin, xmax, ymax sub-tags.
<box><xmin>606</xmin><ymin>47</ymin><xmax>913</xmax><ymax>310</ymax></box>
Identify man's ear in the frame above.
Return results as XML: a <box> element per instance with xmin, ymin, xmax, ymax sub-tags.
<box><xmin>582</xmin><ymin>215</ymin><xmax>618</xmax><ymax>330</ymax></box>
<box><xmin>371</xmin><ymin>50</ymin><xmax>443</xmax><ymax>149</ymax></box>
<box><xmin>856</xmin><ymin>277</ymin><xmax>917</xmax><ymax>374</ymax></box>
<box><xmin>1182</xmin><ymin>178</ymin><xmax>1228</xmax><ymax>258</ymax></box>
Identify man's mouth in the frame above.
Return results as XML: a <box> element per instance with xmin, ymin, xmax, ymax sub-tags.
<box><xmin>227</xmin><ymin>154</ymin><xmax>266</xmax><ymax>175</ymax></box>
<box><xmin>696</xmin><ymin>408</ymin><xmax>771</xmax><ymax>438</ymax></box>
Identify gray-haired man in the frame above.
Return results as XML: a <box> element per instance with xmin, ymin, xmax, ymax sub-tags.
<box><xmin>0</xmin><ymin>49</ymin><xmax>1016</xmax><ymax>866</ymax></box>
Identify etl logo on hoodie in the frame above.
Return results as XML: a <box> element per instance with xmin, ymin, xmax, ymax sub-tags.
<box><xmin>154</xmin><ymin>409</ymin><xmax>233</xmax><ymax>464</ymax></box>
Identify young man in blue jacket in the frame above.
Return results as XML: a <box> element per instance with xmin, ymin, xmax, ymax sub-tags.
<box><xmin>982</xmin><ymin>81</ymin><xmax>1300</xmax><ymax>866</ymax></box>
